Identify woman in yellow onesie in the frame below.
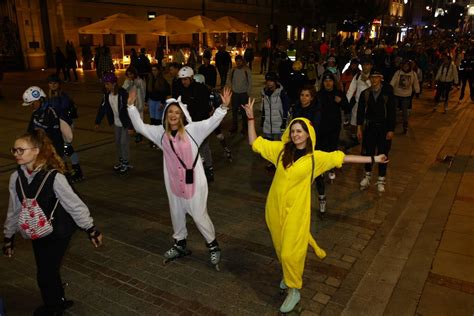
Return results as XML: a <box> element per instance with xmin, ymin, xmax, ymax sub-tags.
<box><xmin>242</xmin><ymin>98</ymin><xmax>388</xmax><ymax>313</ymax></box>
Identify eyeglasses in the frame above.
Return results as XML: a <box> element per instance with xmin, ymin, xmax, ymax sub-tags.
<box><xmin>10</xmin><ymin>147</ymin><xmax>37</xmax><ymax>156</ymax></box>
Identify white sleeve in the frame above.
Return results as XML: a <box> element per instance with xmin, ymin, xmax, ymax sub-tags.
<box><xmin>127</xmin><ymin>105</ymin><xmax>165</xmax><ymax>148</ymax></box>
<box><xmin>346</xmin><ymin>77</ymin><xmax>357</xmax><ymax>101</ymax></box>
<box><xmin>186</xmin><ymin>107</ymin><xmax>227</xmax><ymax>146</ymax></box>
<box><xmin>53</xmin><ymin>173</ymin><xmax>94</xmax><ymax>231</ymax></box>
<box><xmin>3</xmin><ymin>172</ymin><xmax>20</xmax><ymax>238</ymax></box>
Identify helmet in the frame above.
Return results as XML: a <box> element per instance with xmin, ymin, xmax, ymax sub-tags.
<box><xmin>102</xmin><ymin>72</ymin><xmax>117</xmax><ymax>83</ymax></box>
<box><xmin>178</xmin><ymin>66</ymin><xmax>194</xmax><ymax>78</ymax></box>
<box><xmin>193</xmin><ymin>74</ymin><xmax>206</xmax><ymax>84</ymax></box>
<box><xmin>322</xmin><ymin>71</ymin><xmax>335</xmax><ymax>82</ymax></box>
<box><xmin>369</xmin><ymin>68</ymin><xmax>384</xmax><ymax>77</ymax></box>
<box><xmin>265</xmin><ymin>71</ymin><xmax>278</xmax><ymax>82</ymax></box>
<box><xmin>47</xmin><ymin>74</ymin><xmax>62</xmax><ymax>83</ymax></box>
<box><xmin>22</xmin><ymin>86</ymin><xmax>46</xmax><ymax>106</ymax></box>
<box><xmin>292</xmin><ymin>60</ymin><xmax>303</xmax><ymax>71</ymax></box>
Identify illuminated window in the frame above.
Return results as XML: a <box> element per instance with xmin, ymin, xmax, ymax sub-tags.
<box><xmin>147</xmin><ymin>12</ymin><xmax>156</xmax><ymax>20</ymax></box>
<box><xmin>287</xmin><ymin>25</ymin><xmax>292</xmax><ymax>40</ymax></box>
<box><xmin>293</xmin><ymin>27</ymin><xmax>298</xmax><ymax>40</ymax></box>
<box><xmin>301</xmin><ymin>27</ymin><xmax>305</xmax><ymax>40</ymax></box>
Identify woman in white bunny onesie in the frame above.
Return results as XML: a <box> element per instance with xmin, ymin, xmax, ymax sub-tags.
<box><xmin>127</xmin><ymin>88</ymin><xmax>232</xmax><ymax>270</ymax></box>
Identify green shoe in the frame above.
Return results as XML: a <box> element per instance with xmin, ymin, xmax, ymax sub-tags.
<box><xmin>280</xmin><ymin>288</ymin><xmax>301</xmax><ymax>313</ymax></box>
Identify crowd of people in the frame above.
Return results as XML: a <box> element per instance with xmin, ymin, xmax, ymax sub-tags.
<box><xmin>2</xmin><ymin>30</ymin><xmax>473</xmax><ymax>315</ymax></box>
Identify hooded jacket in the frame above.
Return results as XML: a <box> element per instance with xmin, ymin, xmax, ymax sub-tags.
<box><xmin>95</xmin><ymin>88</ymin><xmax>132</xmax><ymax>129</ymax></box>
<box><xmin>261</xmin><ymin>85</ymin><xmax>290</xmax><ymax>134</ymax></box>
<box><xmin>251</xmin><ymin>117</ymin><xmax>345</xmax><ymax>289</ymax></box>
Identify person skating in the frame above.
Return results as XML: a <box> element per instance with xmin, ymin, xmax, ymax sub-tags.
<box><xmin>314</xmin><ymin>72</ymin><xmax>351</xmax><ymax>218</ymax></box>
<box><xmin>127</xmin><ymin>87</ymin><xmax>233</xmax><ymax>271</ymax></box>
<box><xmin>390</xmin><ymin>60</ymin><xmax>420</xmax><ymax>134</ymax></box>
<box><xmin>227</xmin><ymin>55</ymin><xmax>252</xmax><ymax>135</ymax></box>
<box><xmin>260</xmin><ymin>72</ymin><xmax>290</xmax><ymax>140</ymax></box>
<box><xmin>146</xmin><ymin>64</ymin><xmax>170</xmax><ymax>146</ymax></box>
<box><xmin>174</xmin><ymin>66</ymin><xmax>216</xmax><ymax>182</ymax></box>
<box><xmin>357</xmin><ymin>69</ymin><xmax>396</xmax><ymax>193</ymax></box>
<box><xmin>47</xmin><ymin>74</ymin><xmax>84</xmax><ymax>182</ymax></box>
<box><xmin>122</xmin><ymin>66</ymin><xmax>146</xmax><ymax>143</ymax></box>
<box><xmin>434</xmin><ymin>55</ymin><xmax>459</xmax><ymax>113</ymax></box>
<box><xmin>23</xmin><ymin>86</ymin><xmax>71</xmax><ymax>159</ymax></box>
<box><xmin>458</xmin><ymin>49</ymin><xmax>473</xmax><ymax>102</ymax></box>
<box><xmin>3</xmin><ymin>129</ymin><xmax>102</xmax><ymax>315</ymax></box>
<box><xmin>242</xmin><ymin>98</ymin><xmax>387</xmax><ymax>313</ymax></box>
<box><xmin>94</xmin><ymin>73</ymin><xmax>134</xmax><ymax>175</ymax></box>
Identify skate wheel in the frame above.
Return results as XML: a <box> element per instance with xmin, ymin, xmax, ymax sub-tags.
<box><xmin>214</xmin><ymin>264</ymin><xmax>220</xmax><ymax>272</ymax></box>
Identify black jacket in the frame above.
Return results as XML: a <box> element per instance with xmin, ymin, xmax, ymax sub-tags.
<box><xmin>198</xmin><ymin>64</ymin><xmax>218</xmax><ymax>88</ymax></box>
<box><xmin>176</xmin><ymin>82</ymin><xmax>212</xmax><ymax>122</ymax></box>
<box><xmin>27</xmin><ymin>102</ymin><xmax>64</xmax><ymax>156</ymax></box>
<box><xmin>357</xmin><ymin>84</ymin><xmax>396</xmax><ymax>132</ymax></box>
<box><xmin>292</xmin><ymin>101</ymin><xmax>321</xmax><ymax>135</ymax></box>
<box><xmin>146</xmin><ymin>75</ymin><xmax>170</xmax><ymax>102</ymax></box>
<box><xmin>95</xmin><ymin>88</ymin><xmax>132</xmax><ymax>129</ymax></box>
<box><xmin>316</xmin><ymin>89</ymin><xmax>351</xmax><ymax>133</ymax></box>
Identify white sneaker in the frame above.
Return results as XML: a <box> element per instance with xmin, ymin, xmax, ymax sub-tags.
<box><xmin>319</xmin><ymin>195</ymin><xmax>327</xmax><ymax>213</ymax></box>
<box><xmin>360</xmin><ymin>172</ymin><xmax>371</xmax><ymax>190</ymax></box>
<box><xmin>376</xmin><ymin>176</ymin><xmax>386</xmax><ymax>193</ymax></box>
<box><xmin>328</xmin><ymin>171</ymin><xmax>336</xmax><ymax>180</ymax></box>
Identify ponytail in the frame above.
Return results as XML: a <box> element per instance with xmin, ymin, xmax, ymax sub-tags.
<box><xmin>17</xmin><ymin>129</ymin><xmax>66</xmax><ymax>173</ymax></box>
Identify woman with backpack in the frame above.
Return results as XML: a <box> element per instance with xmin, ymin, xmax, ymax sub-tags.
<box><xmin>2</xmin><ymin>129</ymin><xmax>102</xmax><ymax>315</ymax></box>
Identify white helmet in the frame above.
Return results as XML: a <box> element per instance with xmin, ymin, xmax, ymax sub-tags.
<box><xmin>193</xmin><ymin>74</ymin><xmax>206</xmax><ymax>84</ymax></box>
<box><xmin>178</xmin><ymin>66</ymin><xmax>194</xmax><ymax>78</ymax></box>
<box><xmin>22</xmin><ymin>86</ymin><xmax>46</xmax><ymax>106</ymax></box>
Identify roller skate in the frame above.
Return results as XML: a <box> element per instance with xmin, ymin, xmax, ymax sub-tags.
<box><xmin>117</xmin><ymin>161</ymin><xmax>131</xmax><ymax>176</ymax></box>
<box><xmin>318</xmin><ymin>195</ymin><xmax>326</xmax><ymax>220</ymax></box>
<box><xmin>70</xmin><ymin>164</ymin><xmax>84</xmax><ymax>183</ymax></box>
<box><xmin>376</xmin><ymin>176</ymin><xmax>386</xmax><ymax>194</ymax></box>
<box><xmin>163</xmin><ymin>240</ymin><xmax>191</xmax><ymax>264</ymax></box>
<box><xmin>113</xmin><ymin>158</ymin><xmax>124</xmax><ymax>172</ymax></box>
<box><xmin>279</xmin><ymin>288</ymin><xmax>302</xmax><ymax>314</ymax></box>
<box><xmin>328</xmin><ymin>170</ymin><xmax>336</xmax><ymax>183</ymax></box>
<box><xmin>207</xmin><ymin>240</ymin><xmax>221</xmax><ymax>271</ymax></box>
<box><xmin>360</xmin><ymin>172</ymin><xmax>371</xmax><ymax>191</ymax></box>
<box><xmin>224</xmin><ymin>146</ymin><xmax>233</xmax><ymax>162</ymax></box>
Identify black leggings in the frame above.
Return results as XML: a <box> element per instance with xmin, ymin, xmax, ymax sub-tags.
<box><xmin>32</xmin><ymin>235</ymin><xmax>72</xmax><ymax>309</ymax></box>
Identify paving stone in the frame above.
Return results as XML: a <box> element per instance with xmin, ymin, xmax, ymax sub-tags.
<box><xmin>325</xmin><ymin>277</ymin><xmax>342</xmax><ymax>288</ymax></box>
<box><xmin>313</xmin><ymin>292</ymin><xmax>331</xmax><ymax>305</ymax></box>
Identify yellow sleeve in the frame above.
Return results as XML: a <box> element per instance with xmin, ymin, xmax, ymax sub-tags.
<box><xmin>313</xmin><ymin>150</ymin><xmax>345</xmax><ymax>178</ymax></box>
<box><xmin>252</xmin><ymin>136</ymin><xmax>285</xmax><ymax>166</ymax></box>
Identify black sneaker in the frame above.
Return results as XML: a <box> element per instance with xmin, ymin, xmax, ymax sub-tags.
<box><xmin>205</xmin><ymin>167</ymin><xmax>214</xmax><ymax>182</ymax></box>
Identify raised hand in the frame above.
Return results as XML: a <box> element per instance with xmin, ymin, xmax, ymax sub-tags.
<box><xmin>127</xmin><ymin>87</ymin><xmax>137</xmax><ymax>105</ymax></box>
<box><xmin>219</xmin><ymin>87</ymin><xmax>232</xmax><ymax>108</ymax></box>
<box><xmin>241</xmin><ymin>97</ymin><xmax>256</xmax><ymax>119</ymax></box>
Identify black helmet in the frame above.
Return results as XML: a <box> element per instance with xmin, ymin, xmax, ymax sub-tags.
<box><xmin>265</xmin><ymin>72</ymin><xmax>279</xmax><ymax>82</ymax></box>
<box><xmin>322</xmin><ymin>71</ymin><xmax>335</xmax><ymax>82</ymax></box>
<box><xmin>369</xmin><ymin>68</ymin><xmax>384</xmax><ymax>77</ymax></box>
<box><xmin>47</xmin><ymin>74</ymin><xmax>62</xmax><ymax>83</ymax></box>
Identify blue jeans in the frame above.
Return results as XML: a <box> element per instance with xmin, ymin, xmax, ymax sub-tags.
<box><xmin>148</xmin><ymin>99</ymin><xmax>163</xmax><ymax>120</ymax></box>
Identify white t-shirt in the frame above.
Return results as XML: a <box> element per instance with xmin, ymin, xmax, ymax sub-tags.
<box><xmin>108</xmin><ymin>94</ymin><xmax>122</xmax><ymax>127</ymax></box>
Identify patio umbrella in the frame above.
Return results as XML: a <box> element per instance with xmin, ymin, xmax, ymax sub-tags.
<box><xmin>215</xmin><ymin>16</ymin><xmax>257</xmax><ymax>33</ymax></box>
<box><xmin>78</xmin><ymin>13</ymin><xmax>151</xmax><ymax>59</ymax></box>
<box><xmin>186</xmin><ymin>15</ymin><xmax>228</xmax><ymax>51</ymax></box>
<box><xmin>148</xmin><ymin>14</ymin><xmax>201</xmax><ymax>53</ymax></box>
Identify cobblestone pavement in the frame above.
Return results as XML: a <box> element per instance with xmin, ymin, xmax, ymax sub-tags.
<box><xmin>0</xmin><ymin>70</ymin><xmax>472</xmax><ymax>315</ymax></box>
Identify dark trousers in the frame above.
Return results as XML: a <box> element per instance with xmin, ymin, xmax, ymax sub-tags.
<box><xmin>231</xmin><ymin>92</ymin><xmax>249</xmax><ymax>131</ymax></box>
<box><xmin>260</xmin><ymin>57</ymin><xmax>268</xmax><ymax>73</ymax></box>
<box><xmin>217</xmin><ymin>67</ymin><xmax>229</xmax><ymax>87</ymax></box>
<box><xmin>394</xmin><ymin>96</ymin><xmax>411</xmax><ymax>129</ymax></box>
<box><xmin>435</xmin><ymin>81</ymin><xmax>452</xmax><ymax>105</ymax></box>
<box><xmin>32</xmin><ymin>236</ymin><xmax>72</xmax><ymax>308</ymax></box>
<box><xmin>459</xmin><ymin>73</ymin><xmax>473</xmax><ymax>100</ymax></box>
<box><xmin>315</xmin><ymin>129</ymin><xmax>340</xmax><ymax>196</ymax></box>
<box><xmin>56</xmin><ymin>67</ymin><xmax>67</xmax><ymax>81</ymax></box>
<box><xmin>66</xmin><ymin>67</ymin><xmax>78</xmax><ymax>81</ymax></box>
<box><xmin>362</xmin><ymin>123</ymin><xmax>391</xmax><ymax>177</ymax></box>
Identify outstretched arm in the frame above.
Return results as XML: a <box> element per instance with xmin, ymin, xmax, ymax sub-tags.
<box><xmin>241</xmin><ymin>97</ymin><xmax>257</xmax><ymax>145</ymax></box>
<box><xmin>344</xmin><ymin>154</ymin><xmax>388</xmax><ymax>164</ymax></box>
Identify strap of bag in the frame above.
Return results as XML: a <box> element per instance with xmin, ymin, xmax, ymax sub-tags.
<box><xmin>49</xmin><ymin>199</ymin><xmax>60</xmax><ymax>222</ymax></box>
<box><xmin>18</xmin><ymin>169</ymin><xmax>54</xmax><ymax>200</ymax></box>
<box><xmin>169</xmin><ymin>134</ymin><xmax>200</xmax><ymax>170</ymax></box>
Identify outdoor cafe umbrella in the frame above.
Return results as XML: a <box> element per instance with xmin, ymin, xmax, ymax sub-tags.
<box><xmin>78</xmin><ymin>13</ymin><xmax>152</xmax><ymax>59</ymax></box>
<box><xmin>215</xmin><ymin>16</ymin><xmax>257</xmax><ymax>33</ymax></box>
<box><xmin>147</xmin><ymin>14</ymin><xmax>200</xmax><ymax>53</ymax></box>
<box><xmin>186</xmin><ymin>15</ymin><xmax>228</xmax><ymax>51</ymax></box>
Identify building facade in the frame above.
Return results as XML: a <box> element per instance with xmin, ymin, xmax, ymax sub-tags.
<box><xmin>1</xmin><ymin>0</ymin><xmax>309</xmax><ymax>70</ymax></box>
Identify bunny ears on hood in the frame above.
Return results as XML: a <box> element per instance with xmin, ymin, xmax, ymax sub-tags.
<box><xmin>162</xmin><ymin>96</ymin><xmax>193</xmax><ymax>125</ymax></box>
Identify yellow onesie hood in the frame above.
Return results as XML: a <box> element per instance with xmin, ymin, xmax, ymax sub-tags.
<box><xmin>281</xmin><ymin>117</ymin><xmax>317</xmax><ymax>148</ymax></box>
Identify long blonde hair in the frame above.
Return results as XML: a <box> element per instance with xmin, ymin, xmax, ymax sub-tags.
<box><xmin>16</xmin><ymin>129</ymin><xmax>66</xmax><ymax>173</ymax></box>
<box><xmin>164</xmin><ymin>103</ymin><xmax>186</xmax><ymax>138</ymax></box>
